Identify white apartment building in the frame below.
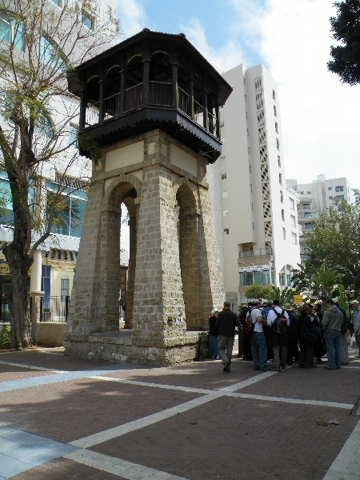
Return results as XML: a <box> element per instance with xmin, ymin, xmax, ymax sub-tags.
<box><xmin>208</xmin><ymin>64</ymin><xmax>300</xmax><ymax>305</ymax></box>
<box><xmin>288</xmin><ymin>175</ymin><xmax>351</xmax><ymax>262</ymax></box>
<box><xmin>0</xmin><ymin>0</ymin><xmax>118</xmax><ymax>321</ymax></box>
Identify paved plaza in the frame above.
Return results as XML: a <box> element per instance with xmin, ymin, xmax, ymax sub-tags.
<box><xmin>0</xmin><ymin>349</ymin><xmax>359</xmax><ymax>480</ymax></box>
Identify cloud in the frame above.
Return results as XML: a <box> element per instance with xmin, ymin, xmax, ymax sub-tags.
<box><xmin>181</xmin><ymin>18</ymin><xmax>247</xmax><ymax>73</ymax></box>
<box><xmin>117</xmin><ymin>0</ymin><xmax>146</xmax><ymax>38</ymax></box>
<box><xmin>259</xmin><ymin>0</ymin><xmax>360</xmax><ymax>184</ymax></box>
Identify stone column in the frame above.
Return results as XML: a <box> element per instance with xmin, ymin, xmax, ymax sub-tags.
<box><xmin>132</xmin><ymin>164</ymin><xmax>186</xmax><ymax>348</ymax></box>
<box><xmin>30</xmin><ymin>249</ymin><xmax>43</xmax><ymax>328</ymax></box>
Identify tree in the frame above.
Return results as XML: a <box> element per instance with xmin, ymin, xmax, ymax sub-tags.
<box><xmin>292</xmin><ymin>202</ymin><xmax>360</xmax><ymax>296</ymax></box>
<box><xmin>328</xmin><ymin>0</ymin><xmax>360</xmax><ymax>84</ymax></box>
<box><xmin>0</xmin><ymin>0</ymin><xmax>116</xmax><ymax>348</ymax></box>
<box><xmin>244</xmin><ymin>285</ymin><xmax>274</xmax><ymax>301</ymax></box>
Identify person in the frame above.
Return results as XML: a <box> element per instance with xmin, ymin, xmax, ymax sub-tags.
<box><xmin>322</xmin><ymin>297</ymin><xmax>343</xmax><ymax>369</ymax></box>
<box><xmin>285</xmin><ymin>304</ymin><xmax>299</xmax><ymax>366</ymax></box>
<box><xmin>351</xmin><ymin>300</ymin><xmax>360</xmax><ymax>358</ymax></box>
<box><xmin>236</xmin><ymin>306</ymin><xmax>244</xmax><ymax>358</ymax></box>
<box><xmin>332</xmin><ymin>298</ymin><xmax>350</xmax><ymax>365</ymax></box>
<box><xmin>239</xmin><ymin>304</ymin><xmax>252</xmax><ymax>360</ymax></box>
<box><xmin>208</xmin><ymin>310</ymin><xmax>219</xmax><ymax>360</ymax></box>
<box><xmin>267</xmin><ymin>299</ymin><xmax>290</xmax><ymax>372</ymax></box>
<box><xmin>247</xmin><ymin>300</ymin><xmax>268</xmax><ymax>371</ymax></box>
<box><xmin>298</xmin><ymin>303</ymin><xmax>320</xmax><ymax>368</ymax></box>
<box><xmin>313</xmin><ymin>302</ymin><xmax>326</xmax><ymax>363</ymax></box>
<box><xmin>216</xmin><ymin>301</ymin><xmax>238</xmax><ymax>372</ymax></box>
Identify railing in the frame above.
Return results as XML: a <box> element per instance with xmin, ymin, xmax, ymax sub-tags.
<box><xmin>239</xmin><ymin>248</ymin><xmax>272</xmax><ymax>258</ymax></box>
<box><xmin>125</xmin><ymin>82</ymin><xmax>143</xmax><ymax>111</ymax></box>
<box><xmin>193</xmin><ymin>99</ymin><xmax>205</xmax><ymax>128</ymax></box>
<box><xmin>178</xmin><ymin>87</ymin><xmax>191</xmax><ymax>116</ymax></box>
<box><xmin>85</xmin><ymin>103</ymin><xmax>99</xmax><ymax>126</ymax></box>
<box><xmin>103</xmin><ymin>93</ymin><xmax>121</xmax><ymax>120</ymax></box>
<box><xmin>83</xmin><ymin>83</ymin><xmax>220</xmax><ymax>139</ymax></box>
<box><xmin>40</xmin><ymin>296</ymin><xmax>70</xmax><ymax>323</ymax></box>
<box><xmin>149</xmin><ymin>81</ymin><xmax>172</xmax><ymax>106</ymax></box>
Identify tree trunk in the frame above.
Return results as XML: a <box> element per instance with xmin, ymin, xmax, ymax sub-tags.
<box><xmin>4</xmin><ymin>244</ymin><xmax>33</xmax><ymax>349</ymax></box>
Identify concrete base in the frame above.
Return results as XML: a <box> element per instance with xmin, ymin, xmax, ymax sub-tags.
<box><xmin>65</xmin><ymin>330</ymin><xmax>209</xmax><ymax>366</ymax></box>
<box><xmin>35</xmin><ymin>322</ymin><xmax>66</xmax><ymax>347</ymax></box>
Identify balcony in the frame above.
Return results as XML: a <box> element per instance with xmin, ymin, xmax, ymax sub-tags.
<box><xmin>238</xmin><ymin>248</ymin><xmax>272</xmax><ymax>268</ymax></box>
<box><xmin>68</xmin><ymin>29</ymin><xmax>232</xmax><ymax>163</ymax></box>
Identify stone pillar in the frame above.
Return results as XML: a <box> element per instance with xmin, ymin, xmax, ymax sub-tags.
<box><xmin>67</xmin><ymin>180</ymin><xmax>106</xmax><ymax>338</ymax></box>
<box><xmin>30</xmin><ymin>250</ymin><xmax>44</xmax><ymax>337</ymax></box>
<box><xmin>124</xmin><ymin>198</ymin><xmax>138</xmax><ymax>328</ymax></box>
<box><xmin>132</xmin><ymin>163</ymin><xmax>186</xmax><ymax>348</ymax></box>
<box><xmin>197</xmin><ymin>185</ymin><xmax>225</xmax><ymax>325</ymax></box>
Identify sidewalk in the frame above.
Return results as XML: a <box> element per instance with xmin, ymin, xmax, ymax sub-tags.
<box><xmin>0</xmin><ymin>349</ymin><xmax>359</xmax><ymax>480</ymax></box>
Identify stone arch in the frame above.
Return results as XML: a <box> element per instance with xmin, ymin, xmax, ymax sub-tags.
<box><xmin>94</xmin><ymin>178</ymin><xmax>140</xmax><ymax>331</ymax></box>
<box><xmin>176</xmin><ymin>183</ymin><xmax>202</xmax><ymax>329</ymax></box>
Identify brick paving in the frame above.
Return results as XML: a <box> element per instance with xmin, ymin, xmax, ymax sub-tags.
<box><xmin>0</xmin><ymin>349</ymin><xmax>359</xmax><ymax>480</ymax></box>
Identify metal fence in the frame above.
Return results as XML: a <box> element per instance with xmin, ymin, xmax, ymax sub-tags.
<box><xmin>39</xmin><ymin>296</ymin><xmax>70</xmax><ymax>323</ymax></box>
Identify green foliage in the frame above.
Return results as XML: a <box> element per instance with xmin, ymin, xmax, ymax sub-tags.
<box><xmin>0</xmin><ymin>325</ymin><xmax>12</xmax><ymax>349</ymax></box>
<box><xmin>245</xmin><ymin>285</ymin><xmax>298</xmax><ymax>305</ymax></box>
<box><xmin>328</xmin><ymin>0</ymin><xmax>360</xmax><ymax>84</ymax></box>
<box><xmin>292</xmin><ymin>202</ymin><xmax>360</xmax><ymax>296</ymax></box>
<box><xmin>245</xmin><ymin>285</ymin><xmax>274</xmax><ymax>300</ymax></box>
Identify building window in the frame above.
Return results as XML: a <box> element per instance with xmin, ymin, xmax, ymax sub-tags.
<box><xmin>290</xmin><ymin>214</ymin><xmax>296</xmax><ymax>227</ymax></box>
<box><xmin>0</xmin><ymin>16</ymin><xmax>25</xmax><ymax>50</ymax></box>
<box><xmin>273</xmin><ymin>105</ymin><xmax>277</xmax><ymax>117</ymax></box>
<box><xmin>328</xmin><ymin>186</ymin><xmax>332</xmax><ymax>190</ymax></box>
<box><xmin>281</xmin><ymin>209</ymin><xmax>285</xmax><ymax>221</ymax></box>
<box><xmin>277</xmin><ymin>155</ymin><xmax>281</xmax><ymax>167</ymax></box>
<box><xmin>276</xmin><ymin>138</ymin><xmax>280</xmax><ymax>150</ymax></box>
<box><xmin>303</xmin><ymin>212</ymin><xmax>312</xmax><ymax>218</ymax></box>
<box><xmin>292</xmin><ymin>232</ymin><xmax>297</xmax><ymax>245</ymax></box>
<box><xmin>302</xmin><ymin>202</ymin><xmax>311</xmax><ymax>210</ymax></box>
<box><xmin>279</xmin><ymin>173</ymin><xmax>283</xmax><ymax>185</ymax></box>
<box><xmin>275</xmin><ymin>122</ymin><xmax>278</xmax><ymax>133</ymax></box>
<box><xmin>334</xmin><ymin>195</ymin><xmax>345</xmax><ymax>202</ymax></box>
<box><xmin>335</xmin><ymin>185</ymin><xmax>344</xmax><ymax>192</ymax></box>
<box><xmin>61</xmin><ymin>278</ymin><xmax>70</xmax><ymax>298</ymax></box>
<box><xmin>82</xmin><ymin>10</ymin><xmax>94</xmax><ymax>30</ymax></box>
<box><xmin>279</xmin><ymin>273</ymin><xmax>286</xmax><ymax>286</ymax></box>
<box><xmin>47</xmin><ymin>183</ymin><xmax>88</xmax><ymax>238</ymax></box>
<box><xmin>0</xmin><ymin>172</ymin><xmax>14</xmax><ymax>225</ymax></box>
<box><xmin>280</xmin><ymin>191</ymin><xmax>284</xmax><ymax>203</ymax></box>
<box><xmin>41</xmin><ymin>265</ymin><xmax>52</xmax><ymax>305</ymax></box>
<box><xmin>221</xmin><ymin>173</ymin><xmax>227</xmax><ymax>180</ymax></box>
<box><xmin>290</xmin><ymin>197</ymin><xmax>295</xmax><ymax>210</ymax></box>
<box><xmin>272</xmin><ymin>89</ymin><xmax>276</xmax><ymax>100</ymax></box>
<box><xmin>224</xmin><ymin>228</ymin><xmax>230</xmax><ymax>235</ymax></box>
<box><xmin>282</xmin><ymin>227</ymin><xmax>286</xmax><ymax>240</ymax></box>
<box><xmin>304</xmin><ymin>222</ymin><xmax>314</xmax><ymax>231</ymax></box>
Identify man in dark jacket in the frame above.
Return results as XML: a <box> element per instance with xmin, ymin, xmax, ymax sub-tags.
<box><xmin>217</xmin><ymin>301</ymin><xmax>238</xmax><ymax>372</ymax></box>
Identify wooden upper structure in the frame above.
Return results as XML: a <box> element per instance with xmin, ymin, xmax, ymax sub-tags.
<box><xmin>68</xmin><ymin>29</ymin><xmax>232</xmax><ymax>162</ymax></box>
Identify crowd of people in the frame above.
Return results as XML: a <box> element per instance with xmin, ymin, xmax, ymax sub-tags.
<box><xmin>208</xmin><ymin>298</ymin><xmax>360</xmax><ymax>373</ymax></box>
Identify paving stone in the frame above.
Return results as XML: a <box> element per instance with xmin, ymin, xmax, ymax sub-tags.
<box><xmin>92</xmin><ymin>397</ymin><xmax>358</xmax><ymax>480</ymax></box>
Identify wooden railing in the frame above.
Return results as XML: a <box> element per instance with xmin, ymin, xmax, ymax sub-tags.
<box><xmin>84</xmin><ymin>83</ymin><xmax>219</xmax><ymax>138</ymax></box>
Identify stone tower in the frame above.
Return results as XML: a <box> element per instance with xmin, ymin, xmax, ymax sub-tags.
<box><xmin>66</xmin><ymin>29</ymin><xmax>232</xmax><ymax>365</ymax></box>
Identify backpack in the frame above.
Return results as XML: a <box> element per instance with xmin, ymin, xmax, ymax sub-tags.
<box><xmin>271</xmin><ymin>308</ymin><xmax>288</xmax><ymax>335</ymax></box>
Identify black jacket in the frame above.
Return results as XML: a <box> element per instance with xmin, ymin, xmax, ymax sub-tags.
<box><xmin>216</xmin><ymin>309</ymin><xmax>238</xmax><ymax>337</ymax></box>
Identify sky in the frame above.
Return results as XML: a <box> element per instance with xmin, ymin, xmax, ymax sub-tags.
<box><xmin>116</xmin><ymin>0</ymin><xmax>360</xmax><ymax>186</ymax></box>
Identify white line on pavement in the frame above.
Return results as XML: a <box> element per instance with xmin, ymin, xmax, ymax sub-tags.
<box><xmin>322</xmin><ymin>419</ymin><xmax>360</xmax><ymax>480</ymax></box>
<box><xmin>219</xmin><ymin>370</ymin><xmax>277</xmax><ymax>392</ymax></box>
<box><xmin>65</xmin><ymin>448</ymin><xmax>189</xmax><ymax>480</ymax></box>
<box><xmin>90</xmin><ymin>375</ymin><xmax>211</xmax><ymax>395</ymax></box>
<box><xmin>70</xmin><ymin>392</ymin><xmax>223</xmax><ymax>448</ymax></box>
<box><xmin>0</xmin><ymin>359</ymin><xmax>67</xmax><ymax>374</ymax></box>
<box><xmin>228</xmin><ymin>392</ymin><xmax>353</xmax><ymax>410</ymax></box>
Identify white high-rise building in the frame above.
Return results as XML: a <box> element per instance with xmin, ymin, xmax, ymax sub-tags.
<box><xmin>208</xmin><ymin>65</ymin><xmax>300</xmax><ymax>305</ymax></box>
<box><xmin>288</xmin><ymin>175</ymin><xmax>351</xmax><ymax>262</ymax></box>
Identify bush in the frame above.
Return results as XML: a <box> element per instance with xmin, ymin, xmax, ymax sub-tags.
<box><xmin>0</xmin><ymin>325</ymin><xmax>13</xmax><ymax>348</ymax></box>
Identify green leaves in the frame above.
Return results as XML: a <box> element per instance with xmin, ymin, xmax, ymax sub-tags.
<box><xmin>328</xmin><ymin>0</ymin><xmax>360</xmax><ymax>84</ymax></box>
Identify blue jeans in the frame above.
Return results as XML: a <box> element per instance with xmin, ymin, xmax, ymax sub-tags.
<box><xmin>251</xmin><ymin>332</ymin><xmax>267</xmax><ymax>370</ymax></box>
<box><xmin>324</xmin><ymin>330</ymin><xmax>342</xmax><ymax>368</ymax></box>
<box><xmin>208</xmin><ymin>335</ymin><xmax>219</xmax><ymax>359</ymax></box>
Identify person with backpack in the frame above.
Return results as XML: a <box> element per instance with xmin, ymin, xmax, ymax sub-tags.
<box><xmin>267</xmin><ymin>299</ymin><xmax>290</xmax><ymax>372</ymax></box>
<box><xmin>298</xmin><ymin>303</ymin><xmax>321</xmax><ymax>368</ymax></box>
<box><xmin>246</xmin><ymin>300</ymin><xmax>268</xmax><ymax>371</ymax></box>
